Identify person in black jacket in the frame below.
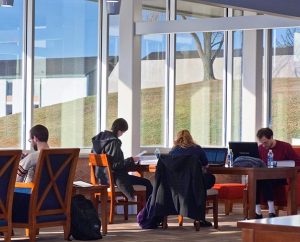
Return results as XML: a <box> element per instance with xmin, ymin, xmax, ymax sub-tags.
<box><xmin>92</xmin><ymin>118</ymin><xmax>152</xmax><ymax>201</ymax></box>
<box><xmin>169</xmin><ymin>130</ymin><xmax>216</xmax><ymax>190</ymax></box>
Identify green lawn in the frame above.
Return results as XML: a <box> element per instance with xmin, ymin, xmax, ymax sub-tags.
<box><xmin>1</xmin><ymin>77</ymin><xmax>300</xmax><ymax>147</ymax></box>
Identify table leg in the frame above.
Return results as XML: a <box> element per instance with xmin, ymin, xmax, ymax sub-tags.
<box><xmin>247</xmin><ymin>173</ymin><xmax>256</xmax><ymax>219</ymax></box>
<box><xmin>287</xmin><ymin>170</ymin><xmax>297</xmax><ymax>215</ymax></box>
<box><xmin>101</xmin><ymin>190</ymin><xmax>108</xmax><ymax>235</ymax></box>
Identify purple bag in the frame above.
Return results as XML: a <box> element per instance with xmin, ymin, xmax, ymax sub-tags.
<box><xmin>137</xmin><ymin>195</ymin><xmax>162</xmax><ymax>229</ymax></box>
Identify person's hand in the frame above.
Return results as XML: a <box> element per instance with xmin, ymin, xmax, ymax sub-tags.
<box><xmin>21</xmin><ymin>153</ymin><xmax>28</xmax><ymax>159</ymax></box>
<box><xmin>132</xmin><ymin>156</ymin><xmax>140</xmax><ymax>164</ymax></box>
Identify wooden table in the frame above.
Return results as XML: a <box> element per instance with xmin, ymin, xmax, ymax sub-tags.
<box><xmin>237</xmin><ymin>215</ymin><xmax>300</xmax><ymax>242</ymax></box>
<box><xmin>208</xmin><ymin>166</ymin><xmax>297</xmax><ymax>219</ymax></box>
<box><xmin>73</xmin><ymin>185</ymin><xmax>108</xmax><ymax>235</ymax></box>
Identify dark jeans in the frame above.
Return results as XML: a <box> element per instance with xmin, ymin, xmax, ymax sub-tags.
<box><xmin>256</xmin><ymin>179</ymin><xmax>287</xmax><ymax>204</ymax></box>
<box><xmin>115</xmin><ymin>173</ymin><xmax>153</xmax><ymax>201</ymax></box>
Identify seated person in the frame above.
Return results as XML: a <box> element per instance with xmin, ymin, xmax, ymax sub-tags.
<box><xmin>16</xmin><ymin>124</ymin><xmax>49</xmax><ymax>183</ymax></box>
<box><xmin>255</xmin><ymin>127</ymin><xmax>300</xmax><ymax>218</ymax></box>
<box><xmin>92</xmin><ymin>118</ymin><xmax>153</xmax><ymax>201</ymax></box>
<box><xmin>169</xmin><ymin>129</ymin><xmax>216</xmax><ymax>190</ymax></box>
<box><xmin>169</xmin><ymin>129</ymin><xmax>216</xmax><ymax>227</ymax></box>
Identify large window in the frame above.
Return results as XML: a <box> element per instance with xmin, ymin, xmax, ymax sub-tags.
<box><xmin>0</xmin><ymin>0</ymin><xmax>24</xmax><ymax>148</ymax></box>
<box><xmin>231</xmin><ymin>31</ymin><xmax>243</xmax><ymax>141</ymax></box>
<box><xmin>107</xmin><ymin>14</ymin><xmax>119</xmax><ymax>129</ymax></box>
<box><xmin>33</xmin><ymin>0</ymin><xmax>99</xmax><ymax>148</ymax></box>
<box><xmin>271</xmin><ymin>28</ymin><xmax>300</xmax><ymax>144</ymax></box>
<box><xmin>141</xmin><ymin>34</ymin><xmax>166</xmax><ymax>146</ymax></box>
<box><xmin>175</xmin><ymin>31</ymin><xmax>225</xmax><ymax>146</ymax></box>
<box><xmin>142</xmin><ymin>0</ymin><xmax>167</xmax><ymax>22</ymax></box>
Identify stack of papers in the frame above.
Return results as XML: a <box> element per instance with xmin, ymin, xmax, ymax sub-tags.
<box><xmin>139</xmin><ymin>155</ymin><xmax>158</xmax><ymax>165</ymax></box>
<box><xmin>275</xmin><ymin>160</ymin><xmax>295</xmax><ymax>167</ymax></box>
<box><xmin>73</xmin><ymin>181</ymin><xmax>93</xmax><ymax>187</ymax></box>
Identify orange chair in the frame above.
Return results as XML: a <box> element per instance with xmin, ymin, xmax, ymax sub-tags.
<box><xmin>89</xmin><ymin>153</ymin><xmax>146</xmax><ymax>224</ymax></box>
<box><xmin>213</xmin><ymin>183</ymin><xmax>246</xmax><ymax>215</ymax></box>
<box><xmin>0</xmin><ymin>150</ymin><xmax>22</xmax><ymax>242</ymax></box>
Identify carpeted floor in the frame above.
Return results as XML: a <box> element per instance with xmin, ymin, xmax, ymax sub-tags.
<box><xmin>1</xmin><ymin>204</ymin><xmax>288</xmax><ymax>242</ymax></box>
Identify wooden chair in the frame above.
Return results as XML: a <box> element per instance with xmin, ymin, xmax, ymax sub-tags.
<box><xmin>89</xmin><ymin>153</ymin><xmax>146</xmax><ymax>224</ymax></box>
<box><xmin>0</xmin><ymin>150</ymin><xmax>22</xmax><ymax>242</ymax></box>
<box><xmin>175</xmin><ymin>188</ymin><xmax>219</xmax><ymax>230</ymax></box>
<box><xmin>12</xmin><ymin>148</ymin><xmax>79</xmax><ymax>242</ymax></box>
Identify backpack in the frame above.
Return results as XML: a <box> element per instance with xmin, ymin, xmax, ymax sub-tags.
<box><xmin>137</xmin><ymin>195</ymin><xmax>163</xmax><ymax>229</ymax></box>
<box><xmin>70</xmin><ymin>195</ymin><xmax>102</xmax><ymax>240</ymax></box>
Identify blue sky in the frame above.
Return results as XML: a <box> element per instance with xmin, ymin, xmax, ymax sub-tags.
<box><xmin>0</xmin><ymin>0</ymin><xmax>295</xmax><ymax>61</ymax></box>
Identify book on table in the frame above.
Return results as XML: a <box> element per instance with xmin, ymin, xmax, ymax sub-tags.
<box><xmin>73</xmin><ymin>180</ymin><xmax>93</xmax><ymax>187</ymax></box>
<box><xmin>275</xmin><ymin>160</ymin><xmax>295</xmax><ymax>167</ymax></box>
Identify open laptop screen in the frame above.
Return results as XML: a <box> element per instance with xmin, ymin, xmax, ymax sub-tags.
<box><xmin>203</xmin><ymin>147</ymin><xmax>227</xmax><ymax>166</ymax></box>
<box><xmin>229</xmin><ymin>142</ymin><xmax>259</xmax><ymax>161</ymax></box>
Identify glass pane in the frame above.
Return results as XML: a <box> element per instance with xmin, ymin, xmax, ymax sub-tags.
<box><xmin>271</xmin><ymin>28</ymin><xmax>300</xmax><ymax>144</ymax></box>
<box><xmin>142</xmin><ymin>0</ymin><xmax>167</xmax><ymax>22</ymax></box>
<box><xmin>0</xmin><ymin>0</ymin><xmax>23</xmax><ymax>148</ymax></box>
<box><xmin>176</xmin><ymin>0</ymin><xmax>224</xmax><ymax>19</ymax></box>
<box><xmin>107</xmin><ymin>14</ymin><xmax>119</xmax><ymax>129</ymax></box>
<box><xmin>141</xmin><ymin>34</ymin><xmax>166</xmax><ymax>146</ymax></box>
<box><xmin>175</xmin><ymin>32</ymin><xmax>224</xmax><ymax>146</ymax></box>
<box><xmin>33</xmin><ymin>0</ymin><xmax>98</xmax><ymax>148</ymax></box>
<box><xmin>231</xmin><ymin>31</ymin><xmax>243</xmax><ymax>141</ymax></box>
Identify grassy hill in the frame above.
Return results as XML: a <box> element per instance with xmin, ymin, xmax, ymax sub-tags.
<box><xmin>1</xmin><ymin>77</ymin><xmax>299</xmax><ymax>148</ymax></box>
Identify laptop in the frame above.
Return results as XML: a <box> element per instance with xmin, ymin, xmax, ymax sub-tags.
<box><xmin>203</xmin><ymin>147</ymin><xmax>228</xmax><ymax>166</ymax></box>
<box><xmin>228</xmin><ymin>142</ymin><xmax>259</xmax><ymax>161</ymax></box>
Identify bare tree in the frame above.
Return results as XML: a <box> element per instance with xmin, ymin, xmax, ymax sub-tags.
<box><xmin>182</xmin><ymin>16</ymin><xmax>224</xmax><ymax>81</ymax></box>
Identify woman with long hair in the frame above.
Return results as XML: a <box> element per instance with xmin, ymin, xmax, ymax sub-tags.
<box><xmin>170</xmin><ymin>129</ymin><xmax>215</xmax><ymax>190</ymax></box>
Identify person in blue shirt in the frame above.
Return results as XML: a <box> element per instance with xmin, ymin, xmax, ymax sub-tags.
<box><xmin>169</xmin><ymin>129</ymin><xmax>215</xmax><ymax>190</ymax></box>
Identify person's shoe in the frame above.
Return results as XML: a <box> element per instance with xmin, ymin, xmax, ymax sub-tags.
<box><xmin>255</xmin><ymin>213</ymin><xmax>263</xmax><ymax>219</ymax></box>
<box><xmin>269</xmin><ymin>213</ymin><xmax>277</xmax><ymax>218</ymax></box>
<box><xmin>199</xmin><ymin>220</ymin><xmax>212</xmax><ymax>227</ymax></box>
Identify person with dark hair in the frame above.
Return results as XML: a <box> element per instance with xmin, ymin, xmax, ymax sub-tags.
<box><xmin>255</xmin><ymin>127</ymin><xmax>300</xmax><ymax>219</ymax></box>
<box><xmin>16</xmin><ymin>124</ymin><xmax>49</xmax><ymax>182</ymax></box>
<box><xmin>169</xmin><ymin>129</ymin><xmax>215</xmax><ymax>227</ymax></box>
<box><xmin>92</xmin><ymin>118</ymin><xmax>153</xmax><ymax>201</ymax></box>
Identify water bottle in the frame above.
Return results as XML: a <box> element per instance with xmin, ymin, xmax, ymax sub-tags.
<box><xmin>154</xmin><ymin>148</ymin><xmax>161</xmax><ymax>159</ymax></box>
<box><xmin>227</xmin><ymin>149</ymin><xmax>233</xmax><ymax>167</ymax></box>
<box><xmin>267</xmin><ymin>149</ymin><xmax>274</xmax><ymax>168</ymax></box>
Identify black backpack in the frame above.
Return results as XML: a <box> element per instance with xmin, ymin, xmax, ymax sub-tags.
<box><xmin>70</xmin><ymin>195</ymin><xmax>102</xmax><ymax>240</ymax></box>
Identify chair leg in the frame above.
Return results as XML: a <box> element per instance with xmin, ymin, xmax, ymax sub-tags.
<box><xmin>162</xmin><ymin>216</ymin><xmax>168</xmax><ymax>229</ymax></box>
<box><xmin>4</xmin><ymin>231</ymin><xmax>11</xmax><ymax>242</ymax></box>
<box><xmin>29</xmin><ymin>228</ymin><xmax>36</xmax><ymax>242</ymax></box>
<box><xmin>243</xmin><ymin>188</ymin><xmax>248</xmax><ymax>219</ymax></box>
<box><xmin>213</xmin><ymin>196</ymin><xmax>218</xmax><ymax>229</ymax></box>
<box><xmin>224</xmin><ymin>200</ymin><xmax>231</xmax><ymax>215</ymax></box>
<box><xmin>178</xmin><ymin>215</ymin><xmax>183</xmax><ymax>226</ymax></box>
<box><xmin>194</xmin><ymin>220</ymin><xmax>200</xmax><ymax>231</ymax></box>
<box><xmin>109</xmin><ymin>200</ymin><xmax>115</xmax><ymax>224</ymax></box>
<box><xmin>63</xmin><ymin>222</ymin><xmax>71</xmax><ymax>240</ymax></box>
<box><xmin>124</xmin><ymin>204</ymin><xmax>129</xmax><ymax>220</ymax></box>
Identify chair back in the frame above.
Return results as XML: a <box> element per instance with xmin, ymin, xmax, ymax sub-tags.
<box><xmin>29</xmin><ymin>148</ymin><xmax>79</xmax><ymax>223</ymax></box>
<box><xmin>89</xmin><ymin>153</ymin><xmax>115</xmax><ymax>193</ymax></box>
<box><xmin>0</xmin><ymin>150</ymin><xmax>22</xmax><ymax>229</ymax></box>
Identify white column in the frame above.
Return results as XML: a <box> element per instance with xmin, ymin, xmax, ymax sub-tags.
<box><xmin>241</xmin><ymin>29</ymin><xmax>264</xmax><ymax>141</ymax></box>
<box><xmin>0</xmin><ymin>81</ymin><xmax>6</xmax><ymax>117</ymax></box>
<box><xmin>119</xmin><ymin>0</ymin><xmax>142</xmax><ymax>157</ymax></box>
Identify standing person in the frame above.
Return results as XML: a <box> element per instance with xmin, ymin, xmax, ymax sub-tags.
<box><xmin>92</xmin><ymin>118</ymin><xmax>153</xmax><ymax>201</ymax></box>
<box><xmin>169</xmin><ymin>129</ymin><xmax>216</xmax><ymax>190</ymax></box>
<box><xmin>16</xmin><ymin>124</ymin><xmax>50</xmax><ymax>183</ymax></box>
<box><xmin>255</xmin><ymin>127</ymin><xmax>300</xmax><ymax>218</ymax></box>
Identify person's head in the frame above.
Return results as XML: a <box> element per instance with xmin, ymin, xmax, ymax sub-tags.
<box><xmin>173</xmin><ymin>129</ymin><xmax>196</xmax><ymax>148</ymax></box>
<box><xmin>111</xmin><ymin>118</ymin><xmax>128</xmax><ymax>137</ymax></box>
<box><xmin>29</xmin><ymin>124</ymin><xmax>49</xmax><ymax>151</ymax></box>
<box><xmin>256</xmin><ymin>127</ymin><xmax>275</xmax><ymax>149</ymax></box>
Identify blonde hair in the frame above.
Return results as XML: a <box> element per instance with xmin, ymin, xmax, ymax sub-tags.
<box><xmin>173</xmin><ymin>130</ymin><xmax>197</xmax><ymax>148</ymax></box>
